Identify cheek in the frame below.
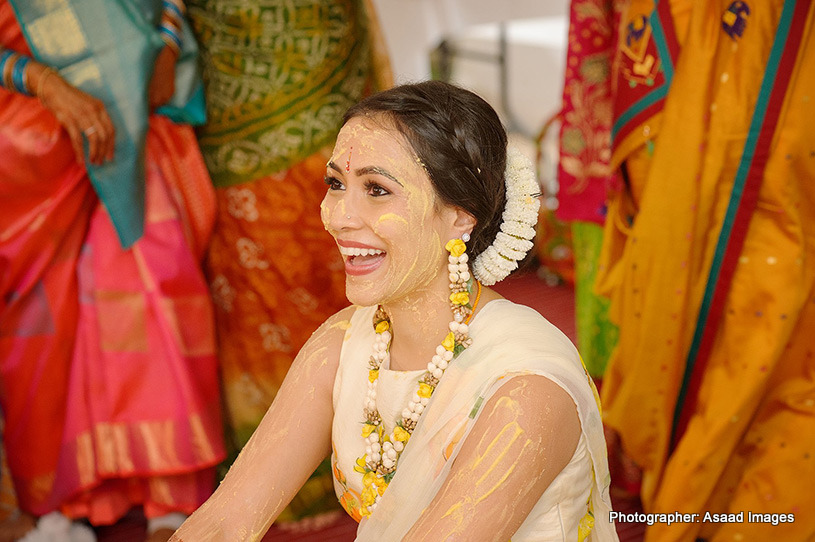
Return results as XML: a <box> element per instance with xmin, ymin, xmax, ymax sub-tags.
<box><xmin>387</xmin><ymin>189</ymin><xmax>446</xmax><ymax>268</ymax></box>
<box><xmin>320</xmin><ymin>198</ymin><xmax>331</xmax><ymax>230</ymax></box>
<box><xmin>373</xmin><ymin>214</ymin><xmax>409</xmax><ymax>257</ymax></box>
<box><xmin>375</xmin><ymin>212</ymin><xmax>409</xmax><ymax>231</ymax></box>
<box><xmin>376</xmin><ymin>211</ymin><xmax>444</xmax><ymax>285</ymax></box>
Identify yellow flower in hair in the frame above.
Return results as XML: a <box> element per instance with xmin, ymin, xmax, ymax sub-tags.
<box><xmin>375</xmin><ymin>320</ymin><xmax>390</xmax><ymax>333</ymax></box>
<box><xmin>445</xmin><ymin>238</ymin><xmax>467</xmax><ymax>257</ymax></box>
<box><xmin>362</xmin><ymin>423</ymin><xmax>376</xmax><ymax>438</ymax></box>
<box><xmin>449</xmin><ymin>291</ymin><xmax>470</xmax><ymax>305</ymax></box>
<box><xmin>393</xmin><ymin>425</ymin><xmax>411</xmax><ymax>442</ymax></box>
<box><xmin>368</xmin><ymin>369</ymin><xmax>379</xmax><ymax>383</ymax></box>
<box><xmin>441</xmin><ymin>332</ymin><xmax>456</xmax><ymax>351</ymax></box>
<box><xmin>418</xmin><ymin>382</ymin><xmax>434</xmax><ymax>398</ymax></box>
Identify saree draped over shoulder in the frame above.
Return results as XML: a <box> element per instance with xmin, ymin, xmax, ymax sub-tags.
<box><xmin>597</xmin><ymin>0</ymin><xmax>815</xmax><ymax>540</ymax></box>
<box><xmin>332</xmin><ymin>301</ymin><xmax>618</xmax><ymax>541</ymax></box>
<box><xmin>0</xmin><ymin>0</ymin><xmax>224</xmax><ymax>524</ymax></box>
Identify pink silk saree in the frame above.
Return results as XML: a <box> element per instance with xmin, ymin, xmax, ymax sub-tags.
<box><xmin>0</xmin><ymin>2</ymin><xmax>224</xmax><ymax>524</ymax></box>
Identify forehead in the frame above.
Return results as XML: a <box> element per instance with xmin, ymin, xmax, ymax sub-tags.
<box><xmin>334</xmin><ymin>116</ymin><xmax>421</xmax><ymax>171</ymax></box>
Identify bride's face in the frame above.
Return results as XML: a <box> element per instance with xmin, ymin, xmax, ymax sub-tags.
<box><xmin>321</xmin><ymin>116</ymin><xmax>457</xmax><ymax>307</ymax></box>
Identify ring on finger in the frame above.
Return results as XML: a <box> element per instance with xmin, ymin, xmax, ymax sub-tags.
<box><xmin>83</xmin><ymin>125</ymin><xmax>98</xmax><ymax>136</ymax></box>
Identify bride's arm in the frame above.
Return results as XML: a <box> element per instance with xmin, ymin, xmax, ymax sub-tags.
<box><xmin>402</xmin><ymin>375</ymin><xmax>581</xmax><ymax>542</ymax></box>
<box><xmin>170</xmin><ymin>306</ymin><xmax>355</xmax><ymax>542</ymax></box>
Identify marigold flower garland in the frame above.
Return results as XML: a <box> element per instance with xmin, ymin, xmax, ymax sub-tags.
<box><xmin>471</xmin><ymin>145</ymin><xmax>541</xmax><ymax>286</ymax></box>
<box><xmin>354</xmin><ymin>238</ymin><xmax>481</xmax><ymax>516</ymax></box>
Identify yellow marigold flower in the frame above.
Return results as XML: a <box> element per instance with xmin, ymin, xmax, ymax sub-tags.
<box><xmin>361</xmin><ymin>423</ymin><xmax>376</xmax><ymax>438</ymax></box>
<box><xmin>368</xmin><ymin>369</ymin><xmax>379</xmax><ymax>383</ymax></box>
<box><xmin>393</xmin><ymin>425</ymin><xmax>411</xmax><ymax>442</ymax></box>
<box><xmin>375</xmin><ymin>320</ymin><xmax>390</xmax><ymax>333</ymax></box>
<box><xmin>449</xmin><ymin>291</ymin><xmax>470</xmax><ymax>306</ymax></box>
<box><xmin>445</xmin><ymin>238</ymin><xmax>467</xmax><ymax>258</ymax></box>
<box><xmin>418</xmin><ymin>382</ymin><xmax>434</xmax><ymax>398</ymax></box>
<box><xmin>354</xmin><ymin>455</ymin><xmax>368</xmax><ymax>474</ymax></box>
<box><xmin>363</xmin><ymin>471</ymin><xmax>377</xmax><ymax>485</ymax></box>
<box><xmin>361</xmin><ymin>486</ymin><xmax>376</xmax><ymax>507</ymax></box>
<box><xmin>577</xmin><ymin>510</ymin><xmax>595</xmax><ymax>542</ymax></box>
<box><xmin>441</xmin><ymin>332</ymin><xmax>456</xmax><ymax>352</ymax></box>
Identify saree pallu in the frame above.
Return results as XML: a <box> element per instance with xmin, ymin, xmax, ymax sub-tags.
<box><xmin>0</xmin><ymin>4</ymin><xmax>224</xmax><ymax>523</ymax></box>
<box><xmin>597</xmin><ymin>1</ymin><xmax>815</xmax><ymax>540</ymax></box>
<box><xmin>186</xmin><ymin>0</ymin><xmax>391</xmax><ymax>521</ymax></box>
<box><xmin>7</xmin><ymin>0</ymin><xmax>206</xmax><ymax>248</ymax></box>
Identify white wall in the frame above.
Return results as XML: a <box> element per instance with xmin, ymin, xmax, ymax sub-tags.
<box><xmin>372</xmin><ymin>0</ymin><xmax>569</xmax><ymax>139</ymax></box>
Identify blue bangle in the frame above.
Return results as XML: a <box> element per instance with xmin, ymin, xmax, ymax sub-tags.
<box><xmin>162</xmin><ymin>0</ymin><xmax>184</xmax><ymax>20</ymax></box>
<box><xmin>13</xmin><ymin>56</ymin><xmax>32</xmax><ymax>95</ymax></box>
<box><xmin>160</xmin><ymin>0</ymin><xmax>185</xmax><ymax>52</ymax></box>
<box><xmin>1</xmin><ymin>52</ymin><xmax>34</xmax><ymax>95</ymax></box>
<box><xmin>1</xmin><ymin>50</ymin><xmax>15</xmax><ymax>90</ymax></box>
<box><xmin>159</xmin><ymin>24</ymin><xmax>183</xmax><ymax>52</ymax></box>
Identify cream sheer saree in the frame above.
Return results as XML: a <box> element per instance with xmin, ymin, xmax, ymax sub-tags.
<box><xmin>333</xmin><ymin>300</ymin><xmax>618</xmax><ymax>541</ymax></box>
<box><xmin>172</xmin><ymin>300</ymin><xmax>617</xmax><ymax>541</ymax></box>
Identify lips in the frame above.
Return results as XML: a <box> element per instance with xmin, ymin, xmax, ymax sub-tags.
<box><xmin>337</xmin><ymin>241</ymin><xmax>387</xmax><ymax>276</ymax></box>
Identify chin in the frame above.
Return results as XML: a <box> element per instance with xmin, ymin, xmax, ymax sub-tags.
<box><xmin>344</xmin><ymin>277</ymin><xmax>385</xmax><ymax>307</ymax></box>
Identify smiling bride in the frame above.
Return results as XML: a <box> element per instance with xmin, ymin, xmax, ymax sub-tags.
<box><xmin>170</xmin><ymin>80</ymin><xmax>617</xmax><ymax>542</ymax></box>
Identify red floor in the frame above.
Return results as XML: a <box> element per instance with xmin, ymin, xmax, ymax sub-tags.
<box><xmin>492</xmin><ymin>269</ymin><xmax>576</xmax><ymax>342</ymax></box>
<box><xmin>95</xmin><ymin>272</ymin><xmax>645</xmax><ymax>541</ymax></box>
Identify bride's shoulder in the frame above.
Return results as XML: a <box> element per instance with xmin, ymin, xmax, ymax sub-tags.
<box><xmin>309</xmin><ymin>304</ymin><xmax>357</xmax><ymax>346</ymax></box>
<box><xmin>292</xmin><ymin>305</ymin><xmax>357</xmax><ymax>372</ymax></box>
<box><xmin>474</xmin><ymin>299</ymin><xmax>578</xmax><ymax>358</ymax></box>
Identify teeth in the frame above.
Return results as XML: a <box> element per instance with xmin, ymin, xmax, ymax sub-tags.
<box><xmin>339</xmin><ymin>246</ymin><xmax>386</xmax><ymax>257</ymax></box>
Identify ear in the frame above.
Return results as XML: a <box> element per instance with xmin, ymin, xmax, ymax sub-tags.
<box><xmin>452</xmin><ymin>207</ymin><xmax>477</xmax><ymax>238</ymax></box>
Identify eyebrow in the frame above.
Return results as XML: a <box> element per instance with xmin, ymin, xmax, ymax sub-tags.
<box><xmin>327</xmin><ymin>161</ymin><xmax>403</xmax><ymax>186</ymax></box>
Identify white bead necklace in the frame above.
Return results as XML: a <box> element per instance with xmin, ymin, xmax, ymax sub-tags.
<box><xmin>354</xmin><ymin>243</ymin><xmax>480</xmax><ymax>517</ymax></box>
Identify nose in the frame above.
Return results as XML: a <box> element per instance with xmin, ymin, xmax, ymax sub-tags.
<box><xmin>324</xmin><ymin>194</ymin><xmax>360</xmax><ymax>233</ymax></box>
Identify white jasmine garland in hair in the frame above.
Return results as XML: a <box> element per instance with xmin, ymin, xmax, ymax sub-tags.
<box><xmin>472</xmin><ymin>145</ymin><xmax>540</xmax><ymax>286</ymax></box>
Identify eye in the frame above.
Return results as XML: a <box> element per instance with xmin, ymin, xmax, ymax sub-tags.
<box><xmin>365</xmin><ymin>181</ymin><xmax>391</xmax><ymax>197</ymax></box>
<box><xmin>324</xmin><ymin>175</ymin><xmax>344</xmax><ymax>191</ymax></box>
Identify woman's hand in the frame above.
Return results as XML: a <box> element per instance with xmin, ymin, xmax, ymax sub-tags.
<box><xmin>34</xmin><ymin>64</ymin><xmax>116</xmax><ymax>166</ymax></box>
<box><xmin>148</xmin><ymin>45</ymin><xmax>178</xmax><ymax>110</ymax></box>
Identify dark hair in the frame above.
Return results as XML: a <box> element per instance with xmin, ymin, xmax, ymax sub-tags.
<box><xmin>342</xmin><ymin>81</ymin><xmax>508</xmax><ymax>260</ymax></box>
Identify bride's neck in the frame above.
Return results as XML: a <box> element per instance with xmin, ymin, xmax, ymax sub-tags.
<box><xmin>381</xmin><ymin>285</ymin><xmax>452</xmax><ymax>372</ymax></box>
